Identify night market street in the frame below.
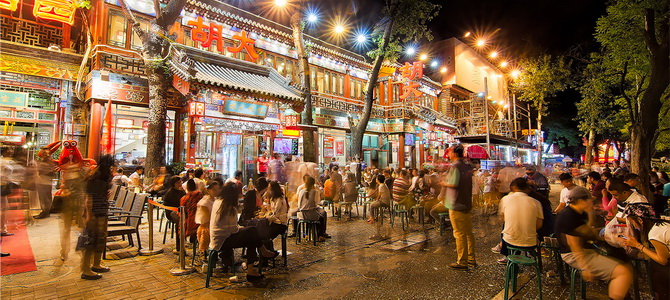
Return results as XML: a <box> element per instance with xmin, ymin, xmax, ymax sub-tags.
<box><xmin>2</xmin><ymin>185</ymin><xmax>645</xmax><ymax>299</ymax></box>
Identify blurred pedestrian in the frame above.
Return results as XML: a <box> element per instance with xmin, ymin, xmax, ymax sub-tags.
<box><xmin>79</xmin><ymin>154</ymin><xmax>113</xmax><ymax>280</ymax></box>
<box><xmin>34</xmin><ymin>146</ymin><xmax>56</xmax><ymax>219</ymax></box>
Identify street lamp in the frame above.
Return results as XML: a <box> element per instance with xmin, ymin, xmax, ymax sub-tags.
<box><xmin>275</xmin><ymin>0</ymin><xmax>287</xmax><ymax>7</ymax></box>
<box><xmin>489</xmin><ymin>51</ymin><xmax>498</xmax><ymax>58</ymax></box>
<box><xmin>430</xmin><ymin>60</ymin><xmax>438</xmax><ymax>67</ymax></box>
<box><xmin>500</xmin><ymin>61</ymin><xmax>508</xmax><ymax>68</ymax></box>
<box><xmin>334</xmin><ymin>24</ymin><xmax>345</xmax><ymax>34</ymax></box>
<box><xmin>476</xmin><ymin>39</ymin><xmax>486</xmax><ymax>47</ymax></box>
<box><xmin>356</xmin><ymin>34</ymin><xmax>366</xmax><ymax>44</ymax></box>
<box><xmin>307</xmin><ymin>13</ymin><xmax>317</xmax><ymax>23</ymax></box>
<box><xmin>406</xmin><ymin>46</ymin><xmax>416</xmax><ymax>55</ymax></box>
<box><xmin>440</xmin><ymin>67</ymin><xmax>447</xmax><ymax>73</ymax></box>
<box><xmin>511</xmin><ymin>70</ymin><xmax>520</xmax><ymax>79</ymax></box>
<box><xmin>419</xmin><ymin>53</ymin><xmax>428</xmax><ymax>61</ymax></box>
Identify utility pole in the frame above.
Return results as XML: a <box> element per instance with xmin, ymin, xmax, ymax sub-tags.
<box><xmin>484</xmin><ymin>77</ymin><xmax>491</xmax><ymax>159</ymax></box>
<box><xmin>513</xmin><ymin>93</ymin><xmax>518</xmax><ymax>160</ymax></box>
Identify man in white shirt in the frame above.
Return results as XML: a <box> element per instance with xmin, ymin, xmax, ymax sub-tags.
<box><xmin>497</xmin><ymin>178</ymin><xmax>544</xmax><ymax>264</ymax></box>
<box><xmin>128</xmin><ymin>166</ymin><xmax>144</xmax><ymax>191</ymax></box>
<box><xmin>555</xmin><ymin>172</ymin><xmax>576</xmax><ymax>214</ymax></box>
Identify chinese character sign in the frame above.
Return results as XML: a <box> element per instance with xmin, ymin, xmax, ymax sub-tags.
<box><xmin>0</xmin><ymin>0</ymin><xmax>19</xmax><ymax>11</ymax></box>
<box><xmin>187</xmin><ymin>17</ymin><xmax>259</xmax><ymax>60</ymax></box>
<box><xmin>33</xmin><ymin>0</ymin><xmax>77</xmax><ymax>25</ymax></box>
<box><xmin>399</xmin><ymin>61</ymin><xmax>424</xmax><ymax>100</ymax></box>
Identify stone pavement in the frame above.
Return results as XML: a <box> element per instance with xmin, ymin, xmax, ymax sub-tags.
<box><xmin>1</xmin><ymin>184</ymin><xmax>650</xmax><ymax>299</ymax></box>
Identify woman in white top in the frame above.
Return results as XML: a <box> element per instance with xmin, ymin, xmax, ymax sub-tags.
<box><xmin>297</xmin><ymin>176</ymin><xmax>329</xmax><ymax>241</ymax></box>
<box><xmin>259</xmin><ymin>181</ymin><xmax>288</xmax><ymax>252</ymax></box>
<box><xmin>195</xmin><ymin>181</ymin><xmax>219</xmax><ymax>260</ymax></box>
<box><xmin>210</xmin><ymin>182</ymin><xmax>276</xmax><ymax>280</ymax></box>
<box><xmin>622</xmin><ymin>220</ymin><xmax>669</xmax><ymax>299</ymax></box>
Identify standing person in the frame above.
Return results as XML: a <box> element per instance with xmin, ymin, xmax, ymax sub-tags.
<box><xmin>268</xmin><ymin>153</ymin><xmax>285</xmax><ymax>183</ymax></box>
<box><xmin>442</xmin><ymin>145</ymin><xmax>475</xmax><ymax>269</ymax></box>
<box><xmin>34</xmin><ymin>146</ymin><xmax>56</xmax><ymax>219</ymax></box>
<box><xmin>257</xmin><ymin>153</ymin><xmax>269</xmax><ymax>178</ymax></box>
<box><xmin>79</xmin><ymin>155</ymin><xmax>113</xmax><ymax>280</ymax></box>
<box><xmin>329</xmin><ymin>165</ymin><xmax>343</xmax><ymax>207</ymax></box>
<box><xmin>555</xmin><ymin>173</ymin><xmax>577</xmax><ymax>214</ymax></box>
<box><xmin>555</xmin><ymin>186</ymin><xmax>632</xmax><ymax>300</ymax></box>
<box><xmin>297</xmin><ymin>176</ymin><xmax>329</xmax><ymax>241</ymax></box>
<box><xmin>328</xmin><ymin>157</ymin><xmax>339</xmax><ymax>172</ymax></box>
<box><xmin>128</xmin><ymin>166</ymin><xmax>144</xmax><ymax>192</ymax></box>
<box><xmin>524</xmin><ymin>166</ymin><xmax>550</xmax><ymax>198</ymax></box>
<box><xmin>496</xmin><ymin>178</ymin><xmax>544</xmax><ymax>264</ymax></box>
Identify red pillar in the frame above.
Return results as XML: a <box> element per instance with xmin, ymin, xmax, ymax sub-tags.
<box><xmin>398</xmin><ymin>133</ymin><xmax>405</xmax><ymax>169</ymax></box>
<box><xmin>186</xmin><ymin>116</ymin><xmax>196</xmax><ymax>164</ymax></box>
<box><xmin>87</xmin><ymin>101</ymin><xmax>103</xmax><ymax>161</ymax></box>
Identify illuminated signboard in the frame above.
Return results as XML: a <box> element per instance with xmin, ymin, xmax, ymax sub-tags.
<box><xmin>187</xmin><ymin>17</ymin><xmax>259</xmax><ymax>60</ymax></box>
<box><xmin>399</xmin><ymin>61</ymin><xmax>424</xmax><ymax>100</ymax></box>
<box><xmin>33</xmin><ymin>0</ymin><xmax>77</xmax><ymax>25</ymax></box>
<box><xmin>0</xmin><ymin>0</ymin><xmax>19</xmax><ymax>11</ymax></box>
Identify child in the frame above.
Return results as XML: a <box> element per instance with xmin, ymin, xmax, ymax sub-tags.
<box><xmin>195</xmin><ymin>181</ymin><xmax>219</xmax><ymax>264</ymax></box>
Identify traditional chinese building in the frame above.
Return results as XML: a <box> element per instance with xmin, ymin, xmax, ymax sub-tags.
<box><xmin>0</xmin><ymin>0</ymin><xmax>85</xmax><ymax>153</ymax></box>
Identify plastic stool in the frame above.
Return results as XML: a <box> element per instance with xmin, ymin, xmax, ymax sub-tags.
<box><xmin>504</xmin><ymin>254</ymin><xmax>543</xmax><ymax>300</ymax></box>
<box><xmin>438</xmin><ymin>212</ymin><xmax>450</xmax><ymax>236</ymax></box>
<box><xmin>569</xmin><ymin>266</ymin><xmax>587</xmax><ymax>300</ymax></box>
<box><xmin>391</xmin><ymin>204</ymin><xmax>409</xmax><ymax>230</ymax></box>
<box><xmin>632</xmin><ymin>258</ymin><xmax>653</xmax><ymax>300</ymax></box>
<box><xmin>541</xmin><ymin>237</ymin><xmax>567</xmax><ymax>285</ymax></box>
<box><xmin>296</xmin><ymin>219</ymin><xmax>320</xmax><ymax>246</ymax></box>
<box><xmin>411</xmin><ymin>205</ymin><xmax>425</xmax><ymax>227</ymax></box>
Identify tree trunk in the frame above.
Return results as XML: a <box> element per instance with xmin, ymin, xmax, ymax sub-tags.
<box><xmin>143</xmin><ymin>37</ymin><xmax>170</xmax><ymax>180</ymax></box>
<box><xmin>536</xmin><ymin>113</ymin><xmax>543</xmax><ymax>167</ymax></box>
<box><xmin>290</xmin><ymin>11</ymin><xmax>315</xmax><ymax>163</ymax></box>
<box><xmin>585</xmin><ymin>128</ymin><xmax>595</xmax><ymax>165</ymax></box>
<box><xmin>603</xmin><ymin>140</ymin><xmax>610</xmax><ymax>163</ymax></box>
<box><xmin>351</xmin><ymin>19</ymin><xmax>394</xmax><ymax>159</ymax></box>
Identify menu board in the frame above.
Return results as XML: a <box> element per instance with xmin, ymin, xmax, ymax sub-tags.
<box><xmin>323</xmin><ymin>135</ymin><xmax>334</xmax><ymax>158</ymax></box>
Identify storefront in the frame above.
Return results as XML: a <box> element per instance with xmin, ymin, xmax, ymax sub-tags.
<box><xmin>170</xmin><ymin>46</ymin><xmax>303</xmax><ymax>182</ymax></box>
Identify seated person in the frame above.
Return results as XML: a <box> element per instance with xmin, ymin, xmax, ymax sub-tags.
<box><xmin>497</xmin><ymin>178</ymin><xmax>543</xmax><ymax>263</ymax></box>
<box><xmin>180</xmin><ymin>179</ymin><xmax>203</xmax><ymax>252</ymax></box>
<box><xmin>622</xmin><ymin>219</ymin><xmax>670</xmax><ymax>299</ymax></box>
<box><xmin>555</xmin><ymin>186</ymin><xmax>632</xmax><ymax>300</ymax></box>
<box><xmin>240</xmin><ymin>177</ymin><xmax>269</xmax><ymax>224</ymax></box>
<box><xmin>297</xmin><ymin>176</ymin><xmax>330</xmax><ymax>241</ymax></box>
<box><xmin>367</xmin><ymin>175</ymin><xmax>391</xmax><ymax>224</ymax></box>
<box><xmin>210</xmin><ymin>183</ymin><xmax>276</xmax><ymax>280</ymax></box>
<box><xmin>341</xmin><ymin>172</ymin><xmax>358</xmax><ymax>214</ymax></box>
<box><xmin>258</xmin><ymin>181</ymin><xmax>288</xmax><ymax>252</ymax></box>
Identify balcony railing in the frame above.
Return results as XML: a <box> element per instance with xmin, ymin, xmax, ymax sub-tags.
<box><xmin>1</xmin><ymin>15</ymin><xmax>64</xmax><ymax>49</ymax></box>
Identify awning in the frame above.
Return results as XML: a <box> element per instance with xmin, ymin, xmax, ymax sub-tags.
<box><xmin>466</xmin><ymin>145</ymin><xmax>488</xmax><ymax>159</ymax></box>
<box><xmin>170</xmin><ymin>46</ymin><xmax>304</xmax><ymax>103</ymax></box>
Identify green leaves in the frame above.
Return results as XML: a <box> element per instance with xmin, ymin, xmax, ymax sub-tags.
<box><xmin>512</xmin><ymin>55</ymin><xmax>572</xmax><ymax>116</ymax></box>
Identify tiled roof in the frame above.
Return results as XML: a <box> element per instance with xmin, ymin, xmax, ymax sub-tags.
<box><xmin>170</xmin><ymin>46</ymin><xmax>304</xmax><ymax>102</ymax></box>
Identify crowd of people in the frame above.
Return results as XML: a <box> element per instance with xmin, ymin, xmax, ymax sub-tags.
<box><xmin>2</xmin><ymin>142</ymin><xmax>670</xmax><ymax>299</ymax></box>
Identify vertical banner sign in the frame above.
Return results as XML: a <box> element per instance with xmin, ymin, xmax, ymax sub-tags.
<box><xmin>335</xmin><ymin>141</ymin><xmax>344</xmax><ymax>156</ymax></box>
<box><xmin>323</xmin><ymin>135</ymin><xmax>334</xmax><ymax>158</ymax></box>
<box><xmin>399</xmin><ymin>62</ymin><xmax>424</xmax><ymax>100</ymax></box>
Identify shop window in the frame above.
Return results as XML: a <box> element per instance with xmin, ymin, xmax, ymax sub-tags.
<box><xmin>324</xmin><ymin>71</ymin><xmax>330</xmax><ymax>93</ymax></box>
<box><xmin>276</xmin><ymin>57</ymin><xmax>285</xmax><ymax>75</ymax></box>
<box><xmin>331</xmin><ymin>73</ymin><xmax>338</xmax><ymax>95</ymax></box>
<box><xmin>357</xmin><ymin>80</ymin><xmax>363</xmax><ymax>100</ymax></box>
<box><xmin>256</xmin><ymin>52</ymin><xmax>265</xmax><ymax>65</ymax></box>
<box><xmin>265</xmin><ymin>53</ymin><xmax>275</xmax><ymax>68</ymax></box>
<box><xmin>338</xmin><ymin>75</ymin><xmax>344</xmax><ymax>95</ymax></box>
<box><xmin>286</xmin><ymin>60</ymin><xmax>294</xmax><ymax>80</ymax></box>
<box><xmin>130</xmin><ymin>20</ymin><xmax>150</xmax><ymax>51</ymax></box>
<box><xmin>393</xmin><ymin>84</ymin><xmax>400</xmax><ymax>103</ymax></box>
<box><xmin>316</xmin><ymin>68</ymin><xmax>325</xmax><ymax>93</ymax></box>
<box><xmin>310</xmin><ymin>66</ymin><xmax>317</xmax><ymax>90</ymax></box>
<box><xmin>349</xmin><ymin>78</ymin><xmax>355</xmax><ymax>98</ymax></box>
<box><xmin>224</xmin><ymin>41</ymin><xmax>235</xmax><ymax>57</ymax></box>
<box><xmin>107</xmin><ymin>11</ymin><xmax>127</xmax><ymax>48</ymax></box>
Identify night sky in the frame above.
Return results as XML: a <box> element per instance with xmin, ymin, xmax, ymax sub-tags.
<box><xmin>223</xmin><ymin>0</ymin><xmax>609</xmax><ymax>154</ymax></box>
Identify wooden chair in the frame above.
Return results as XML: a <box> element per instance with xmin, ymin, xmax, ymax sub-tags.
<box><xmin>108</xmin><ymin>191</ymin><xmax>136</xmax><ymax>227</ymax></box>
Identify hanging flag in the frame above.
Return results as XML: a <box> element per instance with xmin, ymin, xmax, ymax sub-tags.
<box><xmin>101</xmin><ymin>98</ymin><xmax>114</xmax><ymax>154</ymax></box>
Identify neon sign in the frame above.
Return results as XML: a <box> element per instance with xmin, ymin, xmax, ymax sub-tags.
<box><xmin>187</xmin><ymin>17</ymin><xmax>259</xmax><ymax>60</ymax></box>
<box><xmin>399</xmin><ymin>61</ymin><xmax>424</xmax><ymax>100</ymax></box>
<box><xmin>33</xmin><ymin>0</ymin><xmax>78</xmax><ymax>25</ymax></box>
<box><xmin>0</xmin><ymin>0</ymin><xmax>19</xmax><ymax>11</ymax></box>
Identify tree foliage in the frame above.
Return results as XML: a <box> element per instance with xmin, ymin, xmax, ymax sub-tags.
<box><xmin>512</xmin><ymin>55</ymin><xmax>572</xmax><ymax>116</ymax></box>
<box><xmin>350</xmin><ymin>0</ymin><xmax>440</xmax><ymax>159</ymax></box>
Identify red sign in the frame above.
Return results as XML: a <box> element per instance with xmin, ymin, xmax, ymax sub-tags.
<box><xmin>281</xmin><ymin>114</ymin><xmax>298</xmax><ymax>128</ymax></box>
<box><xmin>187</xmin><ymin>17</ymin><xmax>259</xmax><ymax>60</ymax></box>
<box><xmin>399</xmin><ymin>61</ymin><xmax>424</xmax><ymax>100</ymax></box>
<box><xmin>335</xmin><ymin>141</ymin><xmax>344</xmax><ymax>156</ymax></box>
<box><xmin>173</xmin><ymin>74</ymin><xmax>190</xmax><ymax>96</ymax></box>
<box><xmin>323</xmin><ymin>135</ymin><xmax>334</xmax><ymax>158</ymax></box>
<box><xmin>33</xmin><ymin>0</ymin><xmax>77</xmax><ymax>25</ymax></box>
<box><xmin>189</xmin><ymin>102</ymin><xmax>205</xmax><ymax>117</ymax></box>
<box><xmin>0</xmin><ymin>0</ymin><xmax>19</xmax><ymax>11</ymax></box>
